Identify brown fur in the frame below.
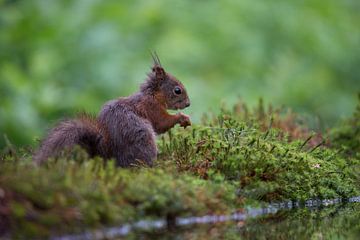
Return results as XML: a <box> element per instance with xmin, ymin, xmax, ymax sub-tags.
<box><xmin>34</xmin><ymin>55</ymin><xmax>191</xmax><ymax>167</ymax></box>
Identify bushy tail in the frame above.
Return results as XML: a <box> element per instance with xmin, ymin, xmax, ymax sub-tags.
<box><xmin>33</xmin><ymin>114</ymin><xmax>107</xmax><ymax>164</ymax></box>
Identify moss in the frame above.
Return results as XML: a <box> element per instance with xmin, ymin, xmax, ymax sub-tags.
<box><xmin>159</xmin><ymin>103</ymin><xmax>360</xmax><ymax>201</ymax></box>
<box><xmin>0</xmin><ymin>155</ymin><xmax>238</xmax><ymax>237</ymax></box>
<box><xmin>0</xmin><ymin>99</ymin><xmax>359</xmax><ymax>237</ymax></box>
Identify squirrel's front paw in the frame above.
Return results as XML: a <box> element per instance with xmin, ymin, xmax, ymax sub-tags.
<box><xmin>178</xmin><ymin>113</ymin><xmax>191</xmax><ymax>128</ymax></box>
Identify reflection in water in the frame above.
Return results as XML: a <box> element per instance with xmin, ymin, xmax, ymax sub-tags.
<box><xmin>138</xmin><ymin>203</ymin><xmax>360</xmax><ymax>240</ymax></box>
<box><xmin>52</xmin><ymin>197</ymin><xmax>360</xmax><ymax>240</ymax></box>
<box><xmin>239</xmin><ymin>204</ymin><xmax>360</xmax><ymax>240</ymax></box>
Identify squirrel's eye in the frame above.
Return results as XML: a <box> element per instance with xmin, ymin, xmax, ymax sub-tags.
<box><xmin>174</xmin><ymin>86</ymin><xmax>182</xmax><ymax>95</ymax></box>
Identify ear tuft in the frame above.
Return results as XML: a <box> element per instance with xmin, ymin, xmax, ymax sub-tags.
<box><xmin>151</xmin><ymin>51</ymin><xmax>162</xmax><ymax>66</ymax></box>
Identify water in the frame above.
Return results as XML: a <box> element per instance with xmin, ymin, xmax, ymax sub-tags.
<box><xmin>52</xmin><ymin>197</ymin><xmax>360</xmax><ymax>240</ymax></box>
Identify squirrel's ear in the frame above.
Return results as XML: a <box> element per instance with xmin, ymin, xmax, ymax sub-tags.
<box><xmin>151</xmin><ymin>51</ymin><xmax>165</xmax><ymax>81</ymax></box>
<box><xmin>152</xmin><ymin>65</ymin><xmax>165</xmax><ymax>81</ymax></box>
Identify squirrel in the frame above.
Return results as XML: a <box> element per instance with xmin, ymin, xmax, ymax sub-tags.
<box><xmin>33</xmin><ymin>53</ymin><xmax>191</xmax><ymax>167</ymax></box>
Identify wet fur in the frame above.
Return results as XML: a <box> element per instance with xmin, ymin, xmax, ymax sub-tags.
<box><xmin>34</xmin><ymin>56</ymin><xmax>190</xmax><ymax>167</ymax></box>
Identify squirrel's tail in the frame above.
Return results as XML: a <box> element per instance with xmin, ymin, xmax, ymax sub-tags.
<box><xmin>33</xmin><ymin>114</ymin><xmax>108</xmax><ymax>165</ymax></box>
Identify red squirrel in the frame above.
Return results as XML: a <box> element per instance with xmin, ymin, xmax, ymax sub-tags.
<box><xmin>34</xmin><ymin>53</ymin><xmax>191</xmax><ymax>167</ymax></box>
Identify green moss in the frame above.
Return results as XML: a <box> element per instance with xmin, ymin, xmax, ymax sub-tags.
<box><xmin>0</xmin><ymin>155</ymin><xmax>238</xmax><ymax>237</ymax></box>
<box><xmin>159</xmin><ymin>105</ymin><xmax>360</xmax><ymax>201</ymax></box>
<box><xmin>0</xmin><ymin>100</ymin><xmax>359</xmax><ymax>237</ymax></box>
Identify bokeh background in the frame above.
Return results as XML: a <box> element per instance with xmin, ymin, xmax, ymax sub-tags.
<box><xmin>0</xmin><ymin>0</ymin><xmax>359</xmax><ymax>148</ymax></box>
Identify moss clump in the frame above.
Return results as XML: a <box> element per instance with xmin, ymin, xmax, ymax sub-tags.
<box><xmin>159</xmin><ymin>106</ymin><xmax>359</xmax><ymax>201</ymax></box>
<box><xmin>0</xmin><ymin>154</ymin><xmax>238</xmax><ymax>238</ymax></box>
<box><xmin>224</xmin><ymin>99</ymin><xmax>324</xmax><ymax>147</ymax></box>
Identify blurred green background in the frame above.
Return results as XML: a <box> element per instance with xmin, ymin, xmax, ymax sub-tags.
<box><xmin>0</xmin><ymin>0</ymin><xmax>359</xmax><ymax>148</ymax></box>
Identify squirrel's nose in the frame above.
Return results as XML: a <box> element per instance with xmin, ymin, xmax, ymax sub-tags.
<box><xmin>185</xmin><ymin>101</ymin><xmax>190</xmax><ymax>107</ymax></box>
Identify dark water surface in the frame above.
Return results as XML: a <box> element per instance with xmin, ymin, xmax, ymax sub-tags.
<box><xmin>54</xmin><ymin>197</ymin><xmax>360</xmax><ymax>240</ymax></box>
<box><xmin>140</xmin><ymin>204</ymin><xmax>360</xmax><ymax>240</ymax></box>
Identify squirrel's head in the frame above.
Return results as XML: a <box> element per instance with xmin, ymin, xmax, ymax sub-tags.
<box><xmin>140</xmin><ymin>53</ymin><xmax>190</xmax><ymax>110</ymax></box>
